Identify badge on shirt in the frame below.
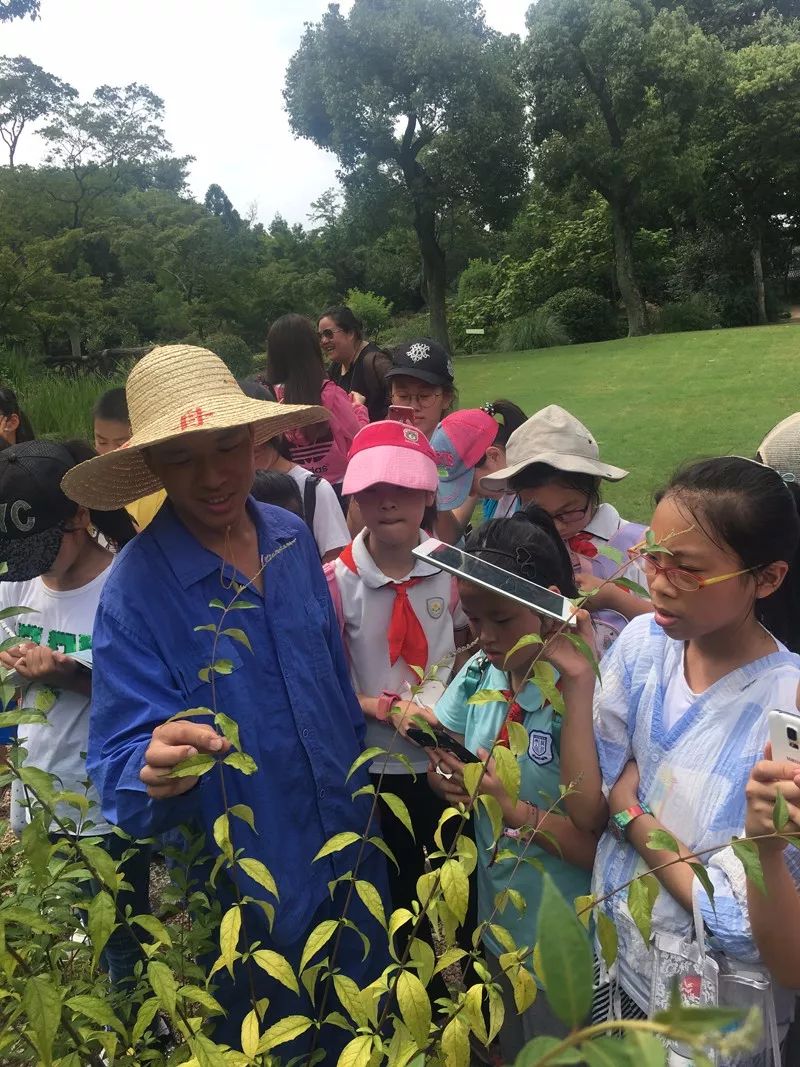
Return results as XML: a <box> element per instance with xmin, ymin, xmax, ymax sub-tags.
<box><xmin>528</xmin><ymin>730</ymin><xmax>553</xmax><ymax>765</ymax></box>
<box><xmin>426</xmin><ymin>596</ymin><xmax>445</xmax><ymax>620</ymax></box>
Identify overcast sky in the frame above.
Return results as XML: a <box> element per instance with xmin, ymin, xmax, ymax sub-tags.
<box><xmin>1</xmin><ymin>0</ymin><xmax>529</xmax><ymax>225</ymax></box>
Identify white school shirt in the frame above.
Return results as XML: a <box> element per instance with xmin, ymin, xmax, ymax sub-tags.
<box><xmin>2</xmin><ymin>568</ymin><xmax>112</xmax><ymax>837</ymax></box>
<box><xmin>330</xmin><ymin>529</ymin><xmax>468</xmax><ymax>773</ymax></box>
<box><xmin>286</xmin><ymin>464</ymin><xmax>349</xmax><ymax>559</ymax></box>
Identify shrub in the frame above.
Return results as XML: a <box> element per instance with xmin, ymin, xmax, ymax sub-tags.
<box><xmin>344</xmin><ymin>288</ymin><xmax>393</xmax><ymax>340</ymax></box>
<box><xmin>496</xmin><ymin>308</ymin><xmax>570</xmax><ymax>353</ymax></box>
<box><xmin>382</xmin><ymin>311</ymin><xmax>432</xmax><ymax>348</ymax></box>
<box><xmin>205</xmin><ymin>332</ymin><xmax>253</xmax><ymax>377</ymax></box>
<box><xmin>541</xmin><ymin>287</ymin><xmax>618</xmax><ymax>344</ymax></box>
<box><xmin>456</xmin><ymin>258</ymin><xmax>498</xmax><ymax>301</ymax></box>
<box><xmin>657</xmin><ymin>293</ymin><xmax>721</xmax><ymax>334</ymax></box>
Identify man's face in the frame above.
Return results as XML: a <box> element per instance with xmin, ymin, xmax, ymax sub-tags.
<box><xmin>146</xmin><ymin>426</ymin><xmax>255</xmax><ymax>536</ymax></box>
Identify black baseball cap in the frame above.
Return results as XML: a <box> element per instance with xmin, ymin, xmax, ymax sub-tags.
<box><xmin>0</xmin><ymin>442</ymin><xmax>78</xmax><ymax>582</ymax></box>
<box><xmin>385</xmin><ymin>338</ymin><xmax>455</xmax><ymax>387</ymax></box>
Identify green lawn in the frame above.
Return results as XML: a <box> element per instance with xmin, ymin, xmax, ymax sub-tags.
<box><xmin>455</xmin><ymin>325</ymin><xmax>800</xmax><ymax>523</ymax></box>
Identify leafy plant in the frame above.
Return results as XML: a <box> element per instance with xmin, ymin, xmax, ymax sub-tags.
<box><xmin>343</xmin><ymin>288</ymin><xmax>393</xmax><ymax>341</ymax></box>
<box><xmin>656</xmin><ymin>293</ymin><xmax>722</xmax><ymax>333</ymax></box>
<box><xmin>496</xmin><ymin>308</ymin><xmax>570</xmax><ymax>353</ymax></box>
<box><xmin>205</xmin><ymin>332</ymin><xmax>253</xmax><ymax>378</ymax></box>
<box><xmin>541</xmin><ymin>288</ymin><xmax>619</xmax><ymax>345</ymax></box>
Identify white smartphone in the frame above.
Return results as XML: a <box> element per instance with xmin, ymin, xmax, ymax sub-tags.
<box><xmin>768</xmin><ymin>709</ymin><xmax>800</xmax><ymax>767</ymax></box>
<box><xmin>412</xmin><ymin>537</ymin><xmax>577</xmax><ymax>627</ymax></box>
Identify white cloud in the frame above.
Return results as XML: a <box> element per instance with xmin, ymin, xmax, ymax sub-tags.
<box><xmin>1</xmin><ymin>0</ymin><xmax>529</xmax><ymax>223</ymax></box>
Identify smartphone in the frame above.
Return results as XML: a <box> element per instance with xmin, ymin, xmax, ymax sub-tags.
<box><xmin>387</xmin><ymin>405</ymin><xmax>417</xmax><ymax>426</ymax></box>
<box><xmin>412</xmin><ymin>537</ymin><xmax>577</xmax><ymax>627</ymax></box>
<box><xmin>406</xmin><ymin>725</ymin><xmax>481</xmax><ymax>764</ymax></box>
<box><xmin>768</xmin><ymin>710</ymin><xmax>800</xmax><ymax>767</ymax></box>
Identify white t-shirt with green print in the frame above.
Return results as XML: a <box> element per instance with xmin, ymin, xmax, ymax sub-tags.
<box><xmin>3</xmin><ymin>569</ymin><xmax>111</xmax><ymax>836</ymax></box>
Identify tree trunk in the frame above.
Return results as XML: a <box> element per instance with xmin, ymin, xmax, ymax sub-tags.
<box><xmin>610</xmin><ymin>194</ymin><xmax>647</xmax><ymax>337</ymax></box>
<box><xmin>68</xmin><ymin>327</ymin><xmax>83</xmax><ymax>362</ymax></box>
<box><xmin>418</xmin><ymin>229</ymin><xmax>450</xmax><ymax>351</ymax></box>
<box><xmin>751</xmin><ymin>222</ymin><xmax>768</xmax><ymax>325</ymax></box>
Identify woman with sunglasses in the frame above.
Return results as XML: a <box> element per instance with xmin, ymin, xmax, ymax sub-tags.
<box><xmin>480</xmin><ymin>405</ymin><xmax>650</xmax><ymax>652</ymax></box>
<box><xmin>551</xmin><ymin>456</ymin><xmax>800</xmax><ymax>1063</ymax></box>
<box><xmin>318</xmin><ymin>305</ymin><xmax>393</xmax><ymax>422</ymax></box>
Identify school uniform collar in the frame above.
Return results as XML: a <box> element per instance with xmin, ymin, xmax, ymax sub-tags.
<box><xmin>582</xmin><ymin>502</ymin><xmax>622</xmax><ymax>543</ymax></box>
<box><xmin>146</xmin><ymin>496</ymin><xmax>299</xmax><ymax>591</ymax></box>
<box><xmin>350</xmin><ymin>528</ymin><xmax>441</xmax><ymax>590</ymax></box>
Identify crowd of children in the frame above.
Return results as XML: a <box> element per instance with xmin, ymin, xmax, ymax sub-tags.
<box><xmin>4</xmin><ymin>309</ymin><xmax>800</xmax><ymax>1065</ymax></box>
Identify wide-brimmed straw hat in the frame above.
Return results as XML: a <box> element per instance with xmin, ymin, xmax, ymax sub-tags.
<box><xmin>757</xmin><ymin>412</ymin><xmax>800</xmax><ymax>482</ymax></box>
<box><xmin>480</xmin><ymin>404</ymin><xmax>628</xmax><ymax>492</ymax></box>
<box><xmin>62</xmin><ymin>344</ymin><xmax>328</xmax><ymax>510</ymax></box>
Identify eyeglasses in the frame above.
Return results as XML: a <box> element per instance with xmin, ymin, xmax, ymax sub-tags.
<box><xmin>318</xmin><ymin>328</ymin><xmax>342</xmax><ymax>341</ymax></box>
<box><xmin>633</xmin><ymin>544</ymin><xmax>757</xmax><ymax>593</ymax></box>
<box><xmin>550</xmin><ymin>502</ymin><xmax>591</xmax><ymax>526</ymax></box>
<box><xmin>391</xmin><ymin>389</ymin><xmax>443</xmax><ymax>408</ymax></box>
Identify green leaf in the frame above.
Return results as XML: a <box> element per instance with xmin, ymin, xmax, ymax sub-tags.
<box><xmin>689</xmin><ymin>862</ymin><xmax>716</xmax><ymax>914</ymax></box>
<box><xmin>507</xmin><ymin>720</ymin><xmax>529</xmax><ymax>758</ymax></box>
<box><xmin>251</xmin><ymin>949</ymin><xmax>300</xmax><ymax>994</ymax></box>
<box><xmin>131</xmin><ymin>997</ymin><xmax>160</xmax><ymax>1045</ymax></box>
<box><xmin>337</xmin><ymin>1034</ymin><xmax>374</xmax><ymax>1067</ymax></box>
<box><xmin>441</xmin><ymin>1016</ymin><xmax>470</xmax><ymax>1067</ymax></box>
<box><xmin>22</xmin><ymin>975</ymin><xmax>60</xmax><ymax>1066</ymax></box>
<box><xmin>213</xmin><ymin>813</ymin><xmax>233</xmax><ymax>861</ymax></box>
<box><xmin>194</xmin><ymin>623</ymin><xmax>217</xmax><ymax>633</ymax></box>
<box><xmin>167</xmin><ymin>753</ymin><xmax>217</xmax><ymax>779</ymax></box>
<box><xmin>241</xmin><ymin>1007</ymin><xmax>260</xmax><ymax>1059</ymax></box>
<box><xmin>532</xmin><ymin>661</ymin><xmax>564</xmax><ymax>715</ymax></box>
<box><xmin>493</xmin><ymin>745</ymin><xmax>521</xmax><ymax>806</ymax></box>
<box><xmin>433</xmin><ymin>946</ymin><xmax>467</xmax><ymax>975</ymax></box>
<box><xmin>380</xmin><ymin>791</ymin><xmax>415</xmax><ymax>840</ymax></box>
<box><xmin>367</xmin><ymin>834</ymin><xmax>400</xmax><ymax>872</ymax></box>
<box><xmin>147</xmin><ymin>959</ymin><xmax>178</xmax><ymax>1018</ymax></box>
<box><xmin>177</xmin><ymin>985</ymin><xmax>225</xmax><ymax>1014</ymax></box>
<box><xmin>613</xmin><ymin>576</ymin><xmax>651</xmax><ymax>598</ymax></box>
<box><xmin>223</xmin><ymin>751</ymin><xmax>257</xmax><ymax>775</ymax></box>
<box><xmin>257</xmin><ymin>1015</ymin><xmax>314</xmax><ymax>1053</ymax></box>
<box><xmin>191</xmin><ymin>1033</ymin><xmax>235</xmax><ymax>1067</ymax></box>
<box><xmin>732</xmin><ymin>837</ymin><xmax>766</xmax><ymax>894</ymax></box>
<box><xmin>467</xmin><ymin>688</ymin><xmax>510</xmax><ymax>706</ymax></box>
<box><xmin>581</xmin><ymin>1038</ymin><xmax>629</xmax><ymax>1067</ymax></box>
<box><xmin>652</xmin><ymin>1000</ymin><xmax>744</xmax><ymax>1036</ymax></box>
<box><xmin>221</xmin><ymin>627</ymin><xmax>253</xmax><ymax>653</ymax></box>
<box><xmin>209</xmin><ymin>598</ymin><xmax>226</xmax><ymax>610</ymax></box>
<box><xmin>476</xmin><ymin>792</ymin><xmax>504</xmax><ymax>844</ymax></box>
<box><xmin>87</xmin><ymin>890</ymin><xmax>116</xmax><ymax>967</ymax></box>
<box><xmin>238</xmin><ymin>857</ymin><xmax>278</xmax><ymax>898</ymax></box>
<box><xmin>167</xmin><ymin>706</ymin><xmax>215</xmax><ymax>722</ymax></box>
<box><xmin>65</xmin><ymin>994</ymin><xmax>125</xmax><ymax>1035</ymax></box>
<box><xmin>0</xmin><ymin>710</ymin><xmax>47</xmax><ymax>727</ymax></box>
<box><xmin>0</xmin><ymin>604</ymin><xmax>36</xmax><ymax>621</ymax></box>
<box><xmin>355</xmin><ymin>878</ymin><xmax>387</xmax><ymax>930</ymax></box>
<box><xmin>646</xmin><ymin>829</ymin><xmax>680</xmax><ymax>853</ymax></box>
<box><xmin>313</xmin><ymin>830</ymin><xmax>361</xmax><ymax>862</ymax></box>
<box><xmin>0</xmin><ymin>906</ymin><xmax>57</xmax><ymax>934</ymax></box>
<box><xmin>214</xmin><ymin>712</ymin><xmax>241</xmax><ymax>752</ymax></box>
<box><xmin>597</xmin><ymin>544</ymin><xmax>625</xmax><ymax>565</ymax></box>
<box><xmin>346</xmin><ymin>746</ymin><xmax>387</xmax><ymax>781</ymax></box>
<box><xmin>596</xmin><ymin>910</ymin><xmax>619</xmax><ymax>970</ymax></box>
<box><xmin>131</xmin><ymin>912</ymin><xmax>173</xmax><ymax>946</ymax></box>
<box><xmin>624</xmin><ymin>1031</ymin><xmax>665</xmax><ymax>1067</ymax></box>
<box><xmin>212</xmin><ymin>658</ymin><xmax>235</xmax><ymax>675</ymax></box>
<box><xmin>774</xmin><ymin>789</ymin><xmax>790</xmax><ymax>832</ymax></box>
<box><xmin>513</xmin><ymin>965</ymin><xmax>537</xmax><ymax>1014</ymax></box>
<box><xmin>219</xmin><ymin>904</ymin><xmax>242</xmax><ymax>976</ymax></box>
<box><xmin>536</xmin><ymin>872</ymin><xmax>593</xmax><ymax>1028</ymax></box>
<box><xmin>397</xmin><ymin>970</ymin><xmax>431</xmax><ymax>1048</ymax></box>
<box><xmin>229</xmin><ymin>598</ymin><xmax>258</xmax><ymax>610</ymax></box>
<box><xmin>299</xmin><ymin>917</ymin><xmax>339</xmax><ymax>972</ymax></box>
<box><xmin>504</xmin><ymin>633</ymin><xmax>543</xmax><ymax>666</ymax></box>
<box><xmin>627</xmin><ymin>872</ymin><xmax>660</xmax><ymax>944</ymax></box>
<box><xmin>229</xmin><ymin>803</ymin><xmax>256</xmax><ymax>832</ymax></box>
<box><xmin>440</xmin><ymin>858</ymin><xmax>470</xmax><ymax>924</ymax></box>
<box><xmin>565</xmin><ymin>631</ymin><xmax>601</xmax><ymax>681</ymax></box>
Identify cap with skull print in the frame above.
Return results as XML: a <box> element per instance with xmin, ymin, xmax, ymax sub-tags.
<box><xmin>385</xmin><ymin>338</ymin><xmax>455</xmax><ymax>387</ymax></box>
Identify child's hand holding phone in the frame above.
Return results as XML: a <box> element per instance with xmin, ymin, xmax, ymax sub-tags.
<box><xmin>745</xmin><ymin>743</ymin><xmax>800</xmax><ymax>851</ymax></box>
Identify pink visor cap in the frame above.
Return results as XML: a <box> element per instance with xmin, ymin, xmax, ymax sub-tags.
<box><xmin>342</xmin><ymin>420</ymin><xmax>439</xmax><ymax>495</ymax></box>
<box><xmin>430</xmin><ymin>409</ymin><xmax>499</xmax><ymax>510</ymax></box>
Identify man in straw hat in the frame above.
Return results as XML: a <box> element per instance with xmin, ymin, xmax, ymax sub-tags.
<box><xmin>62</xmin><ymin>345</ymin><xmax>389</xmax><ymax>1055</ymax></box>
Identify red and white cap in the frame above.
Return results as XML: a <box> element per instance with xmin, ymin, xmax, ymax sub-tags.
<box><xmin>343</xmin><ymin>420</ymin><xmax>439</xmax><ymax>495</ymax></box>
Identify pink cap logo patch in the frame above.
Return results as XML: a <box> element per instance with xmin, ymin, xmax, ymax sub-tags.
<box><xmin>402</xmin><ymin>427</ymin><xmax>420</xmax><ymax>443</ymax></box>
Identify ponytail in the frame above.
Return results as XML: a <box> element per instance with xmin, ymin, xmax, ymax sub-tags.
<box><xmin>481</xmin><ymin>399</ymin><xmax>527</xmax><ymax>448</ymax></box>
<box><xmin>62</xmin><ymin>440</ymin><xmax>137</xmax><ymax>550</ymax></box>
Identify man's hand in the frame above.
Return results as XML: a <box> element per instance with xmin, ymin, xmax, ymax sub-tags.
<box><xmin>140</xmin><ymin>722</ymin><xmax>231</xmax><ymax>799</ymax></box>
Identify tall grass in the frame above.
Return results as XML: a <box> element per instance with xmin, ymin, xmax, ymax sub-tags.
<box><xmin>0</xmin><ymin>350</ymin><xmax>123</xmax><ymax>442</ymax></box>
<box><xmin>495</xmin><ymin>308</ymin><xmax>570</xmax><ymax>352</ymax></box>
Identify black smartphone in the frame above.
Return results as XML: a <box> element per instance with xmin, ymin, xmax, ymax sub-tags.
<box><xmin>406</xmin><ymin>725</ymin><xmax>481</xmax><ymax>764</ymax></box>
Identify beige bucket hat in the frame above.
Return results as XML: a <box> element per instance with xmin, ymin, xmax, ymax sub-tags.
<box><xmin>757</xmin><ymin>412</ymin><xmax>800</xmax><ymax>481</ymax></box>
<box><xmin>480</xmin><ymin>404</ymin><xmax>628</xmax><ymax>492</ymax></box>
<box><xmin>62</xmin><ymin>344</ymin><xmax>328</xmax><ymax>510</ymax></box>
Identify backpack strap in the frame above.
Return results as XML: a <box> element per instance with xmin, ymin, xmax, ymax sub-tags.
<box><xmin>323</xmin><ymin>559</ymin><xmax>345</xmax><ymax>637</ymax></box>
<box><xmin>303</xmin><ymin>475</ymin><xmax>319</xmax><ymax>534</ymax></box>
